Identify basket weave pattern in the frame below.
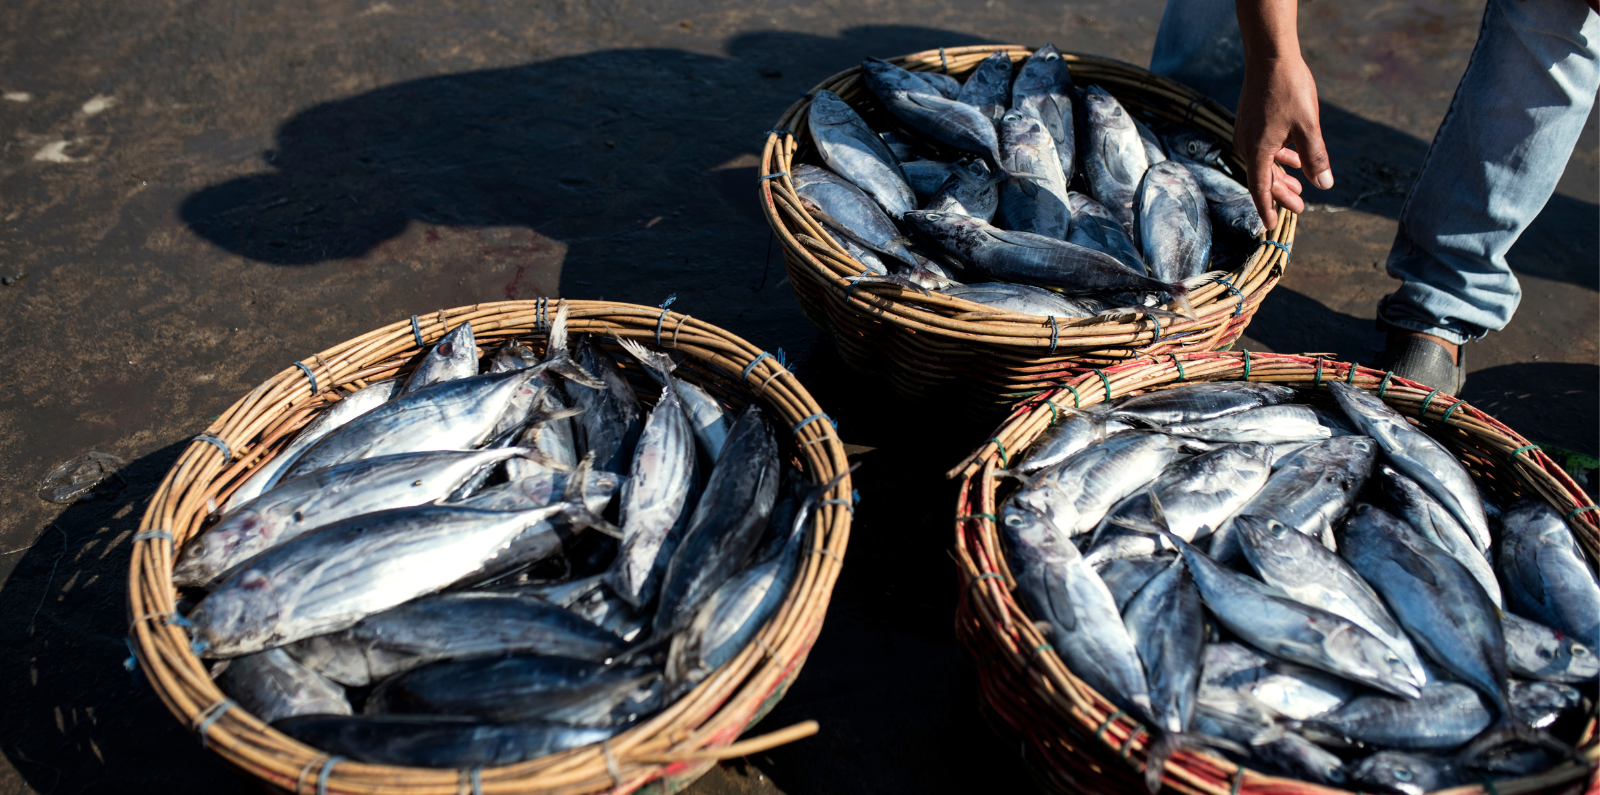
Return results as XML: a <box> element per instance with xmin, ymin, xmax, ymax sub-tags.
<box><xmin>949</xmin><ymin>351</ymin><xmax>1600</xmax><ymax>795</ymax></box>
<box><xmin>127</xmin><ymin>300</ymin><xmax>852</xmax><ymax>795</ymax></box>
<box><xmin>760</xmin><ymin>45</ymin><xmax>1296</xmax><ymax>411</ymax></box>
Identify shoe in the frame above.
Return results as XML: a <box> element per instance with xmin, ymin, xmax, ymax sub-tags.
<box><xmin>1382</xmin><ymin>333</ymin><xmax>1465</xmax><ymax>395</ymax></box>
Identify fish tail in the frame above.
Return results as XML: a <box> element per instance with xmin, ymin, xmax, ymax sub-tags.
<box><xmin>547</xmin><ymin>301</ymin><xmax>571</xmax><ymax>356</ymax></box>
<box><xmin>617</xmin><ymin>338</ymin><xmax>677</xmax><ymax>384</ymax></box>
<box><xmin>1166</xmin><ymin>270</ymin><xmax>1229</xmax><ymax>321</ymax></box>
<box><xmin>847</xmin><ymin>272</ymin><xmax>933</xmax><ymax>297</ymax></box>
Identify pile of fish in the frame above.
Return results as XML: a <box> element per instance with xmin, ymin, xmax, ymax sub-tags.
<box><xmin>796</xmin><ymin>46</ymin><xmax>1265</xmax><ymax>321</ymax></box>
<box><xmin>173</xmin><ymin>307</ymin><xmax>823</xmax><ymax>768</ymax></box>
<box><xmin>999</xmin><ymin>381</ymin><xmax>1598</xmax><ymax>793</ymax></box>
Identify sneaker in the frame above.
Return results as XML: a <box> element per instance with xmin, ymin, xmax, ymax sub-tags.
<box><xmin>1382</xmin><ymin>333</ymin><xmax>1465</xmax><ymax>395</ymax></box>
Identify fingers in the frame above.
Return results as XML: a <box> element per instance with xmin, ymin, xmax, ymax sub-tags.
<box><xmin>1271</xmin><ymin>172</ymin><xmax>1306</xmax><ymax>214</ymax></box>
<box><xmin>1273</xmin><ymin>147</ymin><xmax>1302</xmax><ymax>170</ymax></box>
<box><xmin>1247</xmin><ymin>153</ymin><xmax>1279</xmax><ymax>232</ymax></box>
<box><xmin>1277</xmin><ymin>169</ymin><xmax>1303</xmax><ymax>196</ymax></box>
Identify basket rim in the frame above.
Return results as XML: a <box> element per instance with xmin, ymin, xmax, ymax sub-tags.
<box><xmin>757</xmin><ymin>44</ymin><xmax>1295</xmax><ymax>353</ymax></box>
<box><xmin>950</xmin><ymin>350</ymin><xmax>1600</xmax><ymax>795</ymax></box>
<box><xmin>125</xmin><ymin>298</ymin><xmax>853</xmax><ymax>794</ymax></box>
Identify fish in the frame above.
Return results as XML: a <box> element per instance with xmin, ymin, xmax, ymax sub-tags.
<box><xmin>1208</xmin><ymin>436</ymin><xmax>1377</xmax><ymax>562</ymax></box>
<box><xmin>1179</xmin><ymin>161</ymin><xmax>1265</xmax><ymax>239</ymax></box>
<box><xmin>188</xmin><ymin>502</ymin><xmax>590</xmax><ymax>657</ymax></box>
<box><xmin>903</xmin><ymin>210</ymin><xmax>1212</xmax><ymax>313</ymax></box>
<box><xmin>1123</xmin><ymin>557</ymin><xmax>1206</xmax><ymax>791</ymax></box>
<box><xmin>218</xmin><ymin>380</ymin><xmax>402</xmax><ymax>513</ymax></box>
<box><xmin>489</xmin><ymin>340</ymin><xmax>539</xmax><ymax>373</ymax></box>
<box><xmin>1004</xmin><ymin>494</ymin><xmax>1155</xmax><ymax>721</ymax></box>
<box><xmin>652</xmin><ymin>406</ymin><xmax>781</xmax><ymax>636</ymax></box>
<box><xmin>1199</xmin><ymin>642</ymin><xmax>1354</xmax><ymax>720</ymax></box>
<box><xmin>1303</xmin><ymin>682</ymin><xmax>1493</xmax><ymax>750</ymax></box>
<box><xmin>995</xmin><ymin>109</ymin><xmax>1072</xmax><ymax>239</ymax></box>
<box><xmin>604</xmin><ymin>341</ymin><xmax>700</xmax><ymax>609</ymax></box>
<box><xmin>673</xmin><ymin>378</ymin><xmax>731</xmax><ymax>462</ymax></box>
<box><xmin>1067</xmin><ymin>192</ymin><xmax>1146</xmax><ymax>274</ymax></box>
<box><xmin>924</xmin><ymin>160</ymin><xmax>998</xmax><ymax>222</ymax></box>
<box><xmin>901</xmin><ymin>159</ymin><xmax>961</xmax><ymax>200</ymax></box>
<box><xmin>1137</xmin><ymin>160</ymin><xmax>1212</xmax><ymax>283</ymax></box>
<box><xmin>220</xmin><ymin>647</ymin><xmax>351</xmax><ymax>724</ymax></box>
<box><xmin>1175</xmin><ymin>536</ymin><xmax>1422</xmax><ymax>698</ymax></box>
<box><xmin>1191</xmin><ymin>694</ymin><xmax>1346</xmax><ymax>785</ymax></box>
<box><xmin>1014</xmin><ymin>408</ymin><xmax>1131</xmax><ymax>474</ymax></box>
<box><xmin>510</xmin><ymin>387</ymin><xmax>585</xmax><ymax>472</ymax></box>
<box><xmin>1094</xmin><ymin>553</ymin><xmax>1177</xmax><ymax>612</ymax></box>
<box><xmin>1160</xmin><ymin>404</ymin><xmax>1350</xmax><ymax>444</ymax></box>
<box><xmin>1339</xmin><ymin>504</ymin><xmax>1520</xmax><ymax>735</ymax></box>
<box><xmin>1133</xmin><ymin>117</ymin><xmax>1167</xmax><ymax>165</ymax></box>
<box><xmin>913</xmin><ymin>70</ymin><xmax>962</xmax><ymax>99</ymax></box>
<box><xmin>1500</xmin><ymin>611</ymin><xmax>1599</xmax><ymax>684</ymax></box>
<box><xmin>1010</xmin><ymin>44</ymin><xmax>1076</xmax><ymax>182</ymax></box>
<box><xmin>1082</xmin><ymin>85</ymin><xmax>1151</xmax><ymax>235</ymax></box>
<box><xmin>505</xmin><ymin>575</ymin><xmax>649</xmax><ymax>642</ymax></box>
<box><xmin>792</xmin><ymin>164</ymin><xmax>936</xmax><ymax>274</ymax></box>
<box><xmin>365</xmin><ymin>654</ymin><xmax>662</xmax><ymax>728</ymax></box>
<box><xmin>1005</xmin><ymin>431</ymin><xmax>1190</xmax><ymax>539</ymax></box>
<box><xmin>955</xmin><ymin>50</ymin><xmax>1013</xmax><ymax>123</ymax></box>
<box><xmin>284</xmin><ymin>591</ymin><xmax>628</xmax><ymax>687</ymax></box>
<box><xmin>1234</xmin><ymin>514</ymin><xmax>1430</xmax><ymax>686</ymax></box>
<box><xmin>861</xmin><ymin>58</ymin><xmax>1015</xmax><ymax>173</ymax></box>
<box><xmin>1161</xmin><ymin>128</ymin><xmax>1227</xmax><ymax>167</ymax></box>
<box><xmin>565</xmin><ymin>336</ymin><xmax>644</xmax><ymax>476</ymax></box>
<box><xmin>878</xmin><ymin>130</ymin><xmax>920</xmax><ymax>162</ymax></box>
<box><xmin>941</xmin><ymin>282</ymin><xmax>1108</xmax><ymax>318</ymax></box>
<box><xmin>1086</xmin><ymin>443</ymin><xmax>1273</xmax><ymax>564</ymax></box>
<box><xmin>174</xmin><ymin>448</ymin><xmax>529</xmax><ymax>589</ymax></box>
<box><xmin>1508</xmin><ymin>679</ymin><xmax>1582</xmax><ymax>729</ymax></box>
<box><xmin>822</xmin><ymin>227</ymin><xmax>890</xmax><ymax>275</ymax></box>
<box><xmin>274</xmin><ymin>714</ymin><xmax>618</xmax><ymax>769</ymax></box>
<box><xmin>1380</xmin><ymin>465</ymin><xmax>1502</xmax><ymax>606</ymax></box>
<box><xmin>283</xmin><ymin>369</ymin><xmax>538</xmax><ymax>479</ymax></box>
<box><xmin>809</xmin><ymin>89</ymin><xmax>916</xmax><ymax>219</ymax></box>
<box><xmin>1348</xmin><ymin>751</ymin><xmax>1462</xmax><ymax>795</ymax></box>
<box><xmin>1108</xmin><ymin>382</ymin><xmax>1298</xmax><ymax>426</ymax></box>
<box><xmin>1327</xmin><ymin>382</ymin><xmax>1492</xmax><ymax>553</ymax></box>
<box><xmin>401</xmin><ymin>321</ymin><xmax>478</xmax><ymax>394</ymax></box>
<box><xmin>1497</xmin><ymin>501</ymin><xmax>1600</xmax><ymax>649</ymax></box>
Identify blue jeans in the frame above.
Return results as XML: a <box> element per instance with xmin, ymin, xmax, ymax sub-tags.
<box><xmin>1151</xmin><ymin>0</ymin><xmax>1600</xmax><ymax>345</ymax></box>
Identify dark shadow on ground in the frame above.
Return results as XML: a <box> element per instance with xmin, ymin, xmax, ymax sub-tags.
<box><xmin>1462</xmin><ymin>362</ymin><xmax>1600</xmax><ymax>462</ymax></box>
<box><xmin>0</xmin><ymin>441</ymin><xmax>238</xmax><ymax>794</ymax></box>
<box><xmin>1238</xmin><ymin>286</ymin><xmax>1384</xmax><ymax>365</ymax></box>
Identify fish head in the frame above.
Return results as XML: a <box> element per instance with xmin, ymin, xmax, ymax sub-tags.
<box><xmin>808</xmin><ymin>90</ymin><xmax>859</xmax><ymax>126</ymax></box>
<box><xmin>902</xmin><ymin>210</ymin><xmax>988</xmax><ymax>252</ymax></box>
<box><xmin>1001</xmin><ymin>501</ymin><xmax>1060</xmax><ymax>549</ymax></box>
<box><xmin>1322</xmin><ymin>620</ymin><xmax>1421</xmax><ymax>698</ymax></box>
<box><xmin>171</xmin><ymin>515</ymin><xmax>265</xmax><ymax>588</ymax></box>
<box><xmin>428</xmin><ymin>321</ymin><xmax>477</xmax><ymax>370</ymax></box>
<box><xmin>1235</xmin><ymin>514</ymin><xmax>1297</xmax><ymax>557</ymax></box>
<box><xmin>189</xmin><ymin>568</ymin><xmax>283</xmax><ymax>657</ymax></box>
<box><xmin>998</xmin><ymin>110</ymin><xmax>1046</xmax><ymax>150</ymax></box>
<box><xmin>861</xmin><ymin>57</ymin><xmax>923</xmax><ymax>96</ymax></box>
<box><xmin>1556</xmin><ymin>639</ymin><xmax>1600</xmax><ymax>680</ymax></box>
<box><xmin>1083</xmin><ymin>85</ymin><xmax>1127</xmax><ymax>126</ymax></box>
<box><xmin>1349</xmin><ymin>751</ymin><xmax>1447</xmax><ymax>795</ymax></box>
<box><xmin>1161</xmin><ymin>128</ymin><xmax>1224</xmax><ymax>166</ymax></box>
<box><xmin>1014</xmin><ymin>44</ymin><xmax>1071</xmax><ymax>93</ymax></box>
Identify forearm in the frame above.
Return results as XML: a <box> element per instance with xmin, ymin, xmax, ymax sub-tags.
<box><xmin>1235</xmin><ymin>0</ymin><xmax>1303</xmax><ymax>63</ymax></box>
<box><xmin>1231</xmin><ymin>0</ymin><xmax>1332</xmax><ymax>229</ymax></box>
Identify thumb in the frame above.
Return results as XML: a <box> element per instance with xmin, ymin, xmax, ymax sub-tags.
<box><xmin>1294</xmin><ymin>124</ymin><xmax>1334</xmax><ymax>191</ymax></box>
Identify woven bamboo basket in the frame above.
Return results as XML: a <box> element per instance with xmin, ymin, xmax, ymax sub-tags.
<box><xmin>949</xmin><ymin>351</ymin><xmax>1600</xmax><ymax>795</ymax></box>
<box><xmin>126</xmin><ymin>299</ymin><xmax>852</xmax><ymax>795</ymax></box>
<box><xmin>760</xmin><ymin>45</ymin><xmax>1295</xmax><ymax>413</ymax></box>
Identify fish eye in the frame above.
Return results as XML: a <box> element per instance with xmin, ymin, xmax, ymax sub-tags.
<box><xmin>1393</xmin><ymin>769</ymin><xmax>1413</xmax><ymax>782</ymax></box>
<box><xmin>438</xmin><ymin>342</ymin><xmax>455</xmax><ymax>357</ymax></box>
<box><xmin>1573</xmin><ymin>645</ymin><xmax>1591</xmax><ymax>657</ymax></box>
<box><xmin>1044</xmin><ymin>53</ymin><xmax>1060</xmax><ymax>61</ymax></box>
<box><xmin>1384</xmin><ymin>653</ymin><xmax>1400</xmax><ymax>663</ymax></box>
<box><xmin>926</xmin><ymin>213</ymin><xmax>944</xmax><ymax>220</ymax></box>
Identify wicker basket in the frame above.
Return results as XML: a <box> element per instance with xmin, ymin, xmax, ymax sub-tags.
<box><xmin>127</xmin><ymin>299</ymin><xmax>852</xmax><ymax>794</ymax></box>
<box><xmin>949</xmin><ymin>351</ymin><xmax>1599</xmax><ymax>795</ymax></box>
<box><xmin>760</xmin><ymin>45</ymin><xmax>1295</xmax><ymax>413</ymax></box>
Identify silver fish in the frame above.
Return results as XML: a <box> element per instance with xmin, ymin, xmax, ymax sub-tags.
<box><xmin>604</xmin><ymin>340</ymin><xmax>699</xmax><ymax>609</ymax></box>
<box><xmin>510</xmin><ymin>388</ymin><xmax>584</xmax><ymax>472</ymax></box>
<box><xmin>901</xmin><ymin>159</ymin><xmax>961</xmax><ymax>200</ymax></box>
<box><xmin>1500</xmin><ymin>611</ymin><xmax>1599</xmax><ymax>683</ymax></box>
<box><xmin>1125</xmin><ymin>556</ymin><xmax>1207</xmax><ymax>791</ymax></box>
<box><xmin>401</xmin><ymin>321</ymin><xmax>478</xmax><ymax>395</ymax></box>
<box><xmin>284</xmin><ymin>369</ymin><xmax>537</xmax><ymax>479</ymax></box>
<box><xmin>221</xmin><ymin>647</ymin><xmax>351</xmax><ymax>724</ymax></box>
<box><xmin>274</xmin><ymin>714</ymin><xmax>617</xmax><ymax>769</ymax></box>
<box><xmin>1180</xmin><ymin>161</ymin><xmax>1265</xmax><ymax>239</ymax></box>
<box><xmin>809</xmin><ymin>89</ymin><xmax>916</xmax><ymax>219</ymax></box>
<box><xmin>1498</xmin><ymin>501</ymin><xmax>1600</xmax><ymax>649</ymax></box>
<box><xmin>861</xmin><ymin>58</ymin><xmax>1011</xmax><ymax>171</ymax></box>
<box><xmin>366</xmin><ymin>654</ymin><xmax>662</xmax><ymax>728</ymax></box>
<box><xmin>285</xmin><ymin>591</ymin><xmax>627</xmax><ymax>686</ymax></box>
<box><xmin>1200</xmin><ymin>642</ymin><xmax>1354</xmax><ymax>721</ymax></box>
<box><xmin>175</xmin><ymin>448</ymin><xmax>528</xmax><ymax>589</ymax></box>
<box><xmin>1339</xmin><ymin>504</ymin><xmax>1513</xmax><ymax>717</ymax></box>
<box><xmin>996</xmin><ymin>109</ymin><xmax>1072</xmax><ymax>239</ymax></box>
<box><xmin>1380</xmin><ymin>465</ymin><xmax>1502</xmax><ymax>606</ymax></box>
<box><xmin>793</xmin><ymin>164</ymin><xmax>929</xmax><ymax>273</ymax></box>
<box><xmin>1015</xmin><ymin>409</ymin><xmax>1131</xmax><ymax>474</ymax></box>
<box><xmin>1192</xmin><ymin>694</ymin><xmax>1346</xmax><ymax>785</ymax></box>
<box><xmin>674</xmin><ymin>378</ymin><xmax>730</xmax><ymax>462</ymax></box>
<box><xmin>189</xmin><ymin>503</ymin><xmax>583</xmax><ymax>657</ymax></box>
<box><xmin>941</xmin><ymin>282</ymin><xmax>1105</xmax><ymax>318</ymax></box>
<box><xmin>1137</xmin><ymin>160</ymin><xmax>1212</xmax><ymax>283</ymax></box>
<box><xmin>1304</xmin><ymin>682</ymin><xmax>1493</xmax><ymax>750</ymax></box>
<box><xmin>1094</xmin><ymin>553</ymin><xmax>1177</xmax><ymax>612</ymax></box>
<box><xmin>1133</xmin><ymin>117</ymin><xmax>1167</xmax><ymax>165</ymax></box>
<box><xmin>565</xmin><ymin>336</ymin><xmax>643</xmax><ymax>476</ymax></box>
<box><xmin>1161</xmin><ymin>404</ymin><xmax>1349</xmax><ymax>444</ymax></box>
<box><xmin>652</xmin><ymin>406</ymin><xmax>780</xmax><ymax>636</ymax></box>
<box><xmin>913</xmin><ymin>71</ymin><xmax>962</xmax><ymax>99</ymax></box>
<box><xmin>1235</xmin><ymin>514</ymin><xmax>1429</xmax><ymax>686</ymax></box>
<box><xmin>455</xmin><ymin>465</ymin><xmax>621</xmax><ymax>515</ymax></box>
<box><xmin>505</xmin><ymin>575</ymin><xmax>649</xmax><ymax>642</ymax></box>
<box><xmin>1176</xmin><ymin>537</ymin><xmax>1422</xmax><ymax>698</ymax></box>
<box><xmin>219</xmin><ymin>380</ymin><xmax>402</xmax><ymax>513</ymax></box>
<box><xmin>1067</xmin><ymin>192</ymin><xmax>1146</xmax><ymax>274</ymax></box>
<box><xmin>1110</xmin><ymin>382</ymin><xmax>1296</xmax><ymax>426</ymax></box>
<box><xmin>1082</xmin><ymin>85</ymin><xmax>1150</xmax><ymax>235</ymax></box>
<box><xmin>1508</xmin><ymin>679</ymin><xmax>1582</xmax><ymax>728</ymax></box>
<box><xmin>1004</xmin><ymin>497</ymin><xmax>1154</xmax><ymax>721</ymax></box>
<box><xmin>1090</xmin><ymin>442</ymin><xmax>1273</xmax><ymax>555</ymax></box>
<box><xmin>822</xmin><ymin>227</ymin><xmax>889</xmax><ymax>274</ymax></box>
<box><xmin>925</xmin><ymin>159</ymin><xmax>998</xmax><ymax>222</ymax></box>
<box><xmin>1328</xmin><ymin>382</ymin><xmax>1492</xmax><ymax>553</ymax></box>
<box><xmin>955</xmin><ymin>50</ymin><xmax>1013</xmax><ymax>123</ymax></box>
<box><xmin>1349</xmin><ymin>752</ymin><xmax>1462</xmax><ymax>795</ymax></box>
<box><xmin>1011</xmin><ymin>44</ymin><xmax>1076</xmax><ymax>181</ymax></box>
<box><xmin>1162</xmin><ymin>127</ymin><xmax>1226</xmax><ymax>167</ymax></box>
<box><xmin>1209</xmin><ymin>436</ymin><xmax>1378</xmax><ymax>562</ymax></box>
<box><xmin>1006</xmin><ymin>431</ymin><xmax>1189</xmax><ymax>539</ymax></box>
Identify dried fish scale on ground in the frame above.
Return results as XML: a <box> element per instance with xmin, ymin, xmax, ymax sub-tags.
<box><xmin>992</xmin><ymin>380</ymin><xmax>1597</xmax><ymax>789</ymax></box>
<box><xmin>164</xmin><ymin>313</ymin><xmax>821</xmax><ymax>770</ymax></box>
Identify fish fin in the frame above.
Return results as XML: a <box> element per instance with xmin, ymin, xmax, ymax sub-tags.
<box><xmin>993</xmin><ymin>468</ymin><xmax>1040</xmax><ymax>489</ymax></box>
<box><xmin>617</xmin><ymin>338</ymin><xmax>677</xmax><ymax>383</ymax></box>
<box><xmin>511</xmin><ymin>443</ymin><xmax>576</xmax><ymax>471</ymax></box>
<box><xmin>983</xmin><ymin>228</ymin><xmax>1061</xmax><ymax>249</ymax></box>
<box><xmin>903</xmin><ymin>91</ymin><xmax>955</xmax><ymax>112</ymax></box>
<box><xmin>847</xmin><ymin>272</ymin><xmax>933</xmax><ymax>297</ymax></box>
<box><xmin>559</xmin><ymin>501</ymin><xmax>623</xmax><ymax>540</ymax></box>
<box><xmin>548</xmin><ymin>301</ymin><xmax>571</xmax><ymax>357</ymax></box>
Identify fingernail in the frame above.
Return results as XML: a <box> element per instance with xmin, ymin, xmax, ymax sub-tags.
<box><xmin>1314</xmin><ymin>170</ymin><xmax>1334</xmax><ymax>190</ymax></box>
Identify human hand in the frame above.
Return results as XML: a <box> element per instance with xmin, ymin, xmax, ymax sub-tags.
<box><xmin>1234</xmin><ymin>53</ymin><xmax>1332</xmax><ymax>230</ymax></box>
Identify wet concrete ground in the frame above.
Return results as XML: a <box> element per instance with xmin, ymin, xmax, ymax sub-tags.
<box><xmin>0</xmin><ymin>0</ymin><xmax>1593</xmax><ymax>792</ymax></box>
